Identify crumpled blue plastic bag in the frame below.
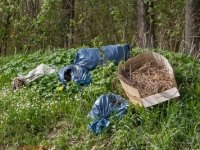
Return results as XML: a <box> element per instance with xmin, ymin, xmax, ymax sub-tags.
<box><xmin>74</xmin><ymin>44</ymin><xmax>130</xmax><ymax>71</ymax></box>
<box><xmin>88</xmin><ymin>93</ymin><xmax>128</xmax><ymax>134</ymax></box>
<box><xmin>58</xmin><ymin>65</ymin><xmax>91</xmax><ymax>86</ymax></box>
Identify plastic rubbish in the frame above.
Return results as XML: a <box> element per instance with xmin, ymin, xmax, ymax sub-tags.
<box><xmin>88</xmin><ymin>93</ymin><xmax>128</xmax><ymax>134</ymax></box>
<box><xmin>58</xmin><ymin>65</ymin><xmax>92</xmax><ymax>86</ymax></box>
<box><xmin>11</xmin><ymin>64</ymin><xmax>57</xmax><ymax>90</ymax></box>
<box><xmin>74</xmin><ymin>44</ymin><xmax>130</xmax><ymax>71</ymax></box>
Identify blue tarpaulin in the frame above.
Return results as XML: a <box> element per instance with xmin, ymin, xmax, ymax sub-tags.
<box><xmin>58</xmin><ymin>65</ymin><xmax>91</xmax><ymax>86</ymax></box>
<box><xmin>74</xmin><ymin>44</ymin><xmax>130</xmax><ymax>71</ymax></box>
<box><xmin>88</xmin><ymin>93</ymin><xmax>128</xmax><ymax>134</ymax></box>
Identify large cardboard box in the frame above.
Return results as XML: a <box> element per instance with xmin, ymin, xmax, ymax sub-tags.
<box><xmin>118</xmin><ymin>52</ymin><xmax>180</xmax><ymax>107</ymax></box>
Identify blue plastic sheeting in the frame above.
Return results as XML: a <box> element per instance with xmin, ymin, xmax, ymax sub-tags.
<box><xmin>88</xmin><ymin>93</ymin><xmax>128</xmax><ymax>134</ymax></box>
<box><xmin>74</xmin><ymin>44</ymin><xmax>130</xmax><ymax>71</ymax></box>
<box><xmin>58</xmin><ymin>65</ymin><xmax>91</xmax><ymax>86</ymax></box>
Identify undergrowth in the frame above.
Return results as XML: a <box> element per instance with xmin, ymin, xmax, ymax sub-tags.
<box><xmin>0</xmin><ymin>48</ymin><xmax>200</xmax><ymax>149</ymax></box>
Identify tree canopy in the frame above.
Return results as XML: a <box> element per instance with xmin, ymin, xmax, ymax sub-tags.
<box><xmin>0</xmin><ymin>0</ymin><xmax>198</xmax><ymax>56</ymax></box>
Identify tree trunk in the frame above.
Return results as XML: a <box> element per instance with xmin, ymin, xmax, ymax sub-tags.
<box><xmin>0</xmin><ymin>12</ymin><xmax>11</xmax><ymax>57</ymax></box>
<box><xmin>0</xmin><ymin>40</ymin><xmax>7</xmax><ymax>56</ymax></box>
<box><xmin>137</xmin><ymin>0</ymin><xmax>155</xmax><ymax>49</ymax></box>
<box><xmin>185</xmin><ymin>0</ymin><xmax>200</xmax><ymax>57</ymax></box>
<box><xmin>61</xmin><ymin>0</ymin><xmax>74</xmax><ymax>49</ymax></box>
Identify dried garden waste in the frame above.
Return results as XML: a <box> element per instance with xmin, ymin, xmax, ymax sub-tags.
<box><xmin>120</xmin><ymin>60</ymin><xmax>176</xmax><ymax>98</ymax></box>
<box><xmin>118</xmin><ymin>52</ymin><xmax>180</xmax><ymax>107</ymax></box>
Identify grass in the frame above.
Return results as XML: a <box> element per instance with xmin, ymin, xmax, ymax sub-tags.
<box><xmin>0</xmin><ymin>47</ymin><xmax>200</xmax><ymax>149</ymax></box>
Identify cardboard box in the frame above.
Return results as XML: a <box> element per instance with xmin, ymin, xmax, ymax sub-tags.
<box><xmin>118</xmin><ymin>52</ymin><xmax>180</xmax><ymax>107</ymax></box>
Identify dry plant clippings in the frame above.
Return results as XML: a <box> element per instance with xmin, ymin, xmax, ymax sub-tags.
<box><xmin>120</xmin><ymin>60</ymin><xmax>175</xmax><ymax>98</ymax></box>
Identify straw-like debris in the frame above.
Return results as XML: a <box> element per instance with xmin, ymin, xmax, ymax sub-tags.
<box><xmin>119</xmin><ymin>60</ymin><xmax>176</xmax><ymax>98</ymax></box>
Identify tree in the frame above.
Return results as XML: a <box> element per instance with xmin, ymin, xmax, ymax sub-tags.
<box><xmin>137</xmin><ymin>0</ymin><xmax>155</xmax><ymax>49</ymax></box>
<box><xmin>0</xmin><ymin>1</ymin><xmax>13</xmax><ymax>56</ymax></box>
<box><xmin>185</xmin><ymin>0</ymin><xmax>200</xmax><ymax>57</ymax></box>
<box><xmin>61</xmin><ymin>0</ymin><xmax>74</xmax><ymax>48</ymax></box>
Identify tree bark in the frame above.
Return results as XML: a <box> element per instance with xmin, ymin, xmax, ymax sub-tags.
<box><xmin>185</xmin><ymin>0</ymin><xmax>200</xmax><ymax>57</ymax></box>
<box><xmin>0</xmin><ymin>13</ymin><xmax>11</xmax><ymax>56</ymax></box>
<box><xmin>137</xmin><ymin>0</ymin><xmax>155</xmax><ymax>49</ymax></box>
<box><xmin>61</xmin><ymin>0</ymin><xmax>74</xmax><ymax>49</ymax></box>
<box><xmin>28</xmin><ymin>0</ymin><xmax>36</xmax><ymax>18</ymax></box>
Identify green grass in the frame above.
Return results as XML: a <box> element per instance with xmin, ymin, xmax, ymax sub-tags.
<box><xmin>0</xmin><ymin>48</ymin><xmax>200</xmax><ymax>149</ymax></box>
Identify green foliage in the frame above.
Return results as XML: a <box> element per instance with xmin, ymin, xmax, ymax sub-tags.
<box><xmin>0</xmin><ymin>0</ymin><xmax>186</xmax><ymax>55</ymax></box>
<box><xmin>75</xmin><ymin>0</ymin><xmax>137</xmax><ymax>46</ymax></box>
<box><xmin>0</xmin><ymin>48</ymin><xmax>78</xmax><ymax>88</ymax></box>
<box><xmin>153</xmin><ymin>0</ymin><xmax>185</xmax><ymax>51</ymax></box>
<box><xmin>0</xmin><ymin>0</ymin><xmax>64</xmax><ymax>55</ymax></box>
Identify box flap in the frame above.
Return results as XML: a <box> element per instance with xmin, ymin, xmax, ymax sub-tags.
<box><xmin>142</xmin><ymin>87</ymin><xmax>180</xmax><ymax>107</ymax></box>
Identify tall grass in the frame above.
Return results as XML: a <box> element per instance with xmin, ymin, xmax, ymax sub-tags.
<box><xmin>0</xmin><ymin>48</ymin><xmax>200</xmax><ymax>149</ymax></box>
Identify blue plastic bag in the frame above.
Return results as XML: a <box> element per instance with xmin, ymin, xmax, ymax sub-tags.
<box><xmin>58</xmin><ymin>65</ymin><xmax>91</xmax><ymax>86</ymax></box>
<box><xmin>74</xmin><ymin>44</ymin><xmax>130</xmax><ymax>71</ymax></box>
<box><xmin>88</xmin><ymin>93</ymin><xmax>128</xmax><ymax>134</ymax></box>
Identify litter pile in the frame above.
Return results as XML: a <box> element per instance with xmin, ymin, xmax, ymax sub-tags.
<box><xmin>58</xmin><ymin>44</ymin><xmax>130</xmax><ymax>86</ymax></box>
<box><xmin>11</xmin><ymin>64</ymin><xmax>57</xmax><ymax>90</ymax></box>
<box><xmin>74</xmin><ymin>44</ymin><xmax>130</xmax><ymax>71</ymax></box>
<box><xmin>10</xmin><ymin>44</ymin><xmax>130</xmax><ymax>135</ymax></box>
<box><xmin>12</xmin><ymin>44</ymin><xmax>130</xmax><ymax>90</ymax></box>
<box><xmin>120</xmin><ymin>60</ymin><xmax>176</xmax><ymax>98</ymax></box>
<box><xmin>87</xmin><ymin>93</ymin><xmax>128</xmax><ymax>134</ymax></box>
<box><xmin>118</xmin><ymin>52</ymin><xmax>180</xmax><ymax>107</ymax></box>
<box><xmin>58</xmin><ymin>65</ymin><xmax>91</xmax><ymax>86</ymax></box>
<box><xmin>10</xmin><ymin>46</ymin><xmax>181</xmax><ymax>134</ymax></box>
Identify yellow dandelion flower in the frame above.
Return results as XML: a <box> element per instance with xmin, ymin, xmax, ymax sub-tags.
<box><xmin>58</xmin><ymin>86</ymin><xmax>64</xmax><ymax>91</ymax></box>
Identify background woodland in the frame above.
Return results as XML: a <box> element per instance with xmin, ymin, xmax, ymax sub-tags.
<box><xmin>1</xmin><ymin>0</ymin><xmax>200</xmax><ymax>57</ymax></box>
